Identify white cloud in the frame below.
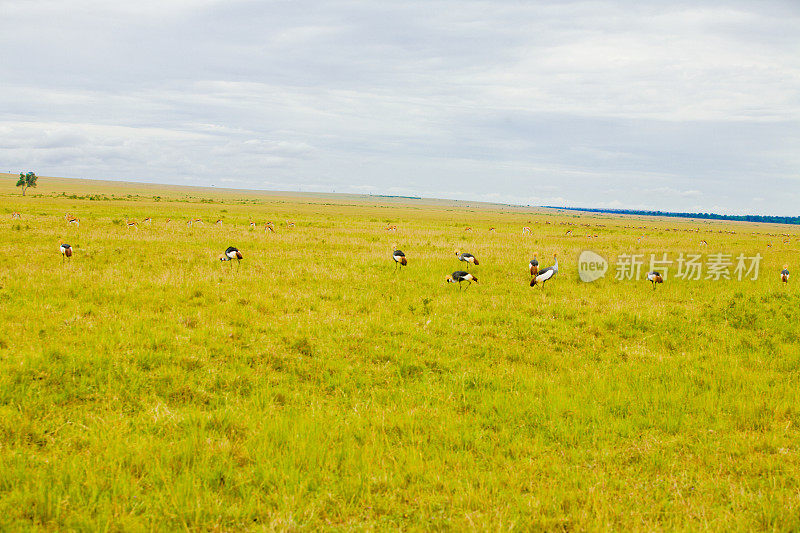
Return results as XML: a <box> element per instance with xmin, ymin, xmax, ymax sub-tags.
<box><xmin>0</xmin><ymin>1</ymin><xmax>798</xmax><ymax>214</ymax></box>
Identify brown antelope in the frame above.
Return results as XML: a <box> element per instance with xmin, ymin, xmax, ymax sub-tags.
<box><xmin>522</xmin><ymin>226</ymin><xmax>531</xmax><ymax>234</ymax></box>
<box><xmin>11</xmin><ymin>212</ymin><xmax>20</xmax><ymax>219</ymax></box>
<box><xmin>464</xmin><ymin>227</ymin><xmax>472</xmax><ymax>232</ymax></box>
<box><xmin>165</xmin><ymin>218</ymin><xmax>171</xmax><ymax>225</ymax></box>
<box><xmin>68</xmin><ymin>217</ymin><xmax>80</xmax><ymax>226</ymax></box>
<box><xmin>286</xmin><ymin>221</ymin><xmax>295</xmax><ymax>228</ymax></box>
<box><xmin>215</xmin><ymin>219</ymin><xmax>223</xmax><ymax>225</ymax></box>
<box><xmin>249</xmin><ymin>220</ymin><xmax>256</xmax><ymax>228</ymax></box>
<box><xmin>385</xmin><ymin>224</ymin><xmax>397</xmax><ymax>231</ymax></box>
<box><xmin>265</xmin><ymin>222</ymin><xmax>275</xmax><ymax>232</ymax></box>
<box><xmin>143</xmin><ymin>217</ymin><xmax>152</xmax><ymax>224</ymax></box>
<box><xmin>700</xmin><ymin>240</ymin><xmax>707</xmax><ymax>246</ymax></box>
<box><xmin>126</xmin><ymin>219</ymin><xmax>138</xmax><ymax>229</ymax></box>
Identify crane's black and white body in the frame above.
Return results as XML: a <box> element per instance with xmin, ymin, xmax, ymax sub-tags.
<box><xmin>781</xmin><ymin>266</ymin><xmax>789</xmax><ymax>283</ymax></box>
<box><xmin>529</xmin><ymin>255</ymin><xmax>539</xmax><ymax>277</ymax></box>
<box><xmin>646</xmin><ymin>271</ymin><xmax>663</xmax><ymax>289</ymax></box>
<box><xmin>60</xmin><ymin>242</ymin><xmax>72</xmax><ymax>262</ymax></box>
<box><xmin>219</xmin><ymin>246</ymin><xmax>243</xmax><ymax>267</ymax></box>
<box><xmin>392</xmin><ymin>250</ymin><xmax>407</xmax><ymax>269</ymax></box>
<box><xmin>530</xmin><ymin>254</ymin><xmax>557</xmax><ymax>287</ymax></box>
<box><xmin>455</xmin><ymin>251</ymin><xmax>479</xmax><ymax>269</ymax></box>
<box><xmin>446</xmin><ymin>270</ymin><xmax>478</xmax><ymax>289</ymax></box>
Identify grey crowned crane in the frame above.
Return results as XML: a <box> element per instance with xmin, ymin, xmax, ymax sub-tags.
<box><xmin>781</xmin><ymin>266</ymin><xmax>789</xmax><ymax>283</ymax></box>
<box><xmin>646</xmin><ymin>271</ymin><xmax>664</xmax><ymax>289</ymax></box>
<box><xmin>392</xmin><ymin>249</ymin><xmax>407</xmax><ymax>269</ymax></box>
<box><xmin>529</xmin><ymin>254</ymin><xmax>539</xmax><ymax>276</ymax></box>
<box><xmin>219</xmin><ymin>246</ymin><xmax>243</xmax><ymax>267</ymax></box>
<box><xmin>530</xmin><ymin>253</ymin><xmax>558</xmax><ymax>287</ymax></box>
<box><xmin>446</xmin><ymin>271</ymin><xmax>478</xmax><ymax>289</ymax></box>
<box><xmin>60</xmin><ymin>242</ymin><xmax>72</xmax><ymax>262</ymax></box>
<box><xmin>456</xmin><ymin>251</ymin><xmax>479</xmax><ymax>269</ymax></box>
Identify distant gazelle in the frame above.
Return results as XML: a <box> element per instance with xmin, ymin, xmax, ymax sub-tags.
<box><xmin>67</xmin><ymin>217</ymin><xmax>79</xmax><ymax>226</ymax></box>
<box><xmin>11</xmin><ymin>212</ymin><xmax>20</xmax><ymax>219</ymax></box>
<box><xmin>522</xmin><ymin>226</ymin><xmax>531</xmax><ymax>235</ymax></box>
<box><xmin>265</xmin><ymin>221</ymin><xmax>275</xmax><ymax>233</ymax></box>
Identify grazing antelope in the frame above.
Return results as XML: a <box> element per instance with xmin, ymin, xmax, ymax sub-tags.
<box><xmin>522</xmin><ymin>226</ymin><xmax>531</xmax><ymax>234</ymax></box>
<box><xmin>67</xmin><ymin>217</ymin><xmax>79</xmax><ymax>226</ymax></box>
<box><xmin>187</xmin><ymin>219</ymin><xmax>193</xmax><ymax>227</ymax></box>
<box><xmin>781</xmin><ymin>266</ymin><xmax>789</xmax><ymax>283</ymax></box>
<box><xmin>143</xmin><ymin>217</ymin><xmax>152</xmax><ymax>224</ymax></box>
<box><xmin>385</xmin><ymin>224</ymin><xmax>397</xmax><ymax>231</ymax></box>
<box><xmin>59</xmin><ymin>241</ymin><xmax>72</xmax><ymax>262</ymax></box>
<box><xmin>456</xmin><ymin>251</ymin><xmax>479</xmax><ymax>269</ymax></box>
<box><xmin>265</xmin><ymin>221</ymin><xmax>275</xmax><ymax>233</ymax></box>
<box><xmin>446</xmin><ymin>271</ymin><xmax>478</xmax><ymax>289</ymax></box>
<box><xmin>219</xmin><ymin>246</ymin><xmax>243</xmax><ymax>267</ymax></box>
<box><xmin>249</xmin><ymin>220</ymin><xmax>256</xmax><ymax>228</ymax></box>
<box><xmin>165</xmin><ymin>218</ymin><xmax>171</xmax><ymax>225</ymax></box>
<box><xmin>464</xmin><ymin>227</ymin><xmax>472</xmax><ymax>232</ymax></box>
<box><xmin>529</xmin><ymin>254</ymin><xmax>539</xmax><ymax>277</ymax></box>
<box><xmin>530</xmin><ymin>254</ymin><xmax>558</xmax><ymax>287</ymax></box>
<box><xmin>126</xmin><ymin>219</ymin><xmax>138</xmax><ymax>229</ymax></box>
<box><xmin>646</xmin><ymin>271</ymin><xmax>664</xmax><ymax>290</ymax></box>
<box><xmin>286</xmin><ymin>221</ymin><xmax>295</xmax><ymax>228</ymax></box>
<box><xmin>392</xmin><ymin>249</ymin><xmax>407</xmax><ymax>269</ymax></box>
<box><xmin>215</xmin><ymin>219</ymin><xmax>223</xmax><ymax>226</ymax></box>
<box><xmin>11</xmin><ymin>212</ymin><xmax>20</xmax><ymax>219</ymax></box>
<box><xmin>700</xmin><ymin>240</ymin><xmax>708</xmax><ymax>246</ymax></box>
<box><xmin>489</xmin><ymin>227</ymin><xmax>496</xmax><ymax>232</ymax></box>
<box><xmin>193</xmin><ymin>218</ymin><xmax>203</xmax><ymax>225</ymax></box>
<box><xmin>565</xmin><ymin>230</ymin><xmax>572</xmax><ymax>236</ymax></box>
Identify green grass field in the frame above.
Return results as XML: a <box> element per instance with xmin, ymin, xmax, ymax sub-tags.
<box><xmin>1</xmin><ymin>175</ymin><xmax>799</xmax><ymax>531</ymax></box>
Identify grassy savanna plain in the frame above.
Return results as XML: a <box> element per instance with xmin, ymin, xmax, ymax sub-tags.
<box><xmin>1</xmin><ymin>175</ymin><xmax>799</xmax><ymax>531</ymax></box>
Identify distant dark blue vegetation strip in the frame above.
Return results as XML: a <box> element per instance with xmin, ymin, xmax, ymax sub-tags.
<box><xmin>543</xmin><ymin>206</ymin><xmax>800</xmax><ymax>226</ymax></box>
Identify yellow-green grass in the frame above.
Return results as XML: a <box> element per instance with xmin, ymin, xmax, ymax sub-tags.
<box><xmin>1</xmin><ymin>176</ymin><xmax>799</xmax><ymax>530</ymax></box>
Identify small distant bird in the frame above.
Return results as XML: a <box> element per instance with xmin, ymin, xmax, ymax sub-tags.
<box><xmin>392</xmin><ymin>249</ymin><xmax>407</xmax><ymax>269</ymax></box>
<box><xmin>530</xmin><ymin>253</ymin><xmax>558</xmax><ymax>287</ymax></box>
<box><xmin>219</xmin><ymin>246</ymin><xmax>243</xmax><ymax>266</ymax></box>
<box><xmin>781</xmin><ymin>266</ymin><xmax>789</xmax><ymax>283</ymax></box>
<box><xmin>446</xmin><ymin>271</ymin><xmax>478</xmax><ymax>289</ymax></box>
<box><xmin>529</xmin><ymin>254</ymin><xmax>539</xmax><ymax>276</ymax></box>
<box><xmin>456</xmin><ymin>251</ymin><xmax>479</xmax><ymax>269</ymax></box>
<box><xmin>646</xmin><ymin>271</ymin><xmax>664</xmax><ymax>289</ymax></box>
<box><xmin>60</xmin><ymin>242</ymin><xmax>72</xmax><ymax>262</ymax></box>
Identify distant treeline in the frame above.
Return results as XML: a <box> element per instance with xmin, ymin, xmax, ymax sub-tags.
<box><xmin>543</xmin><ymin>206</ymin><xmax>800</xmax><ymax>226</ymax></box>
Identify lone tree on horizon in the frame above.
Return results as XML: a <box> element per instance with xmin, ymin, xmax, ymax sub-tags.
<box><xmin>16</xmin><ymin>172</ymin><xmax>38</xmax><ymax>196</ymax></box>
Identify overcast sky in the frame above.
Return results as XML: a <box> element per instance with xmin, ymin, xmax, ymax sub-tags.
<box><xmin>1</xmin><ymin>1</ymin><xmax>799</xmax><ymax>214</ymax></box>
